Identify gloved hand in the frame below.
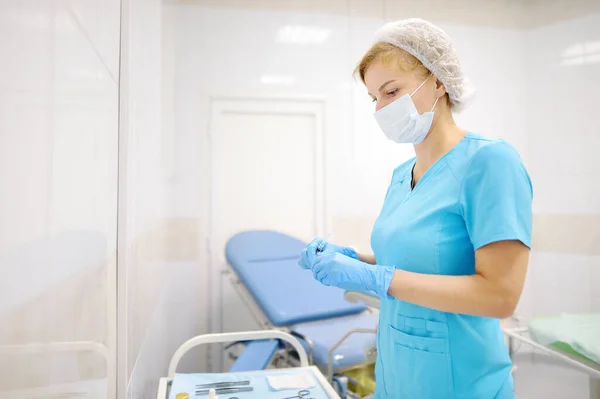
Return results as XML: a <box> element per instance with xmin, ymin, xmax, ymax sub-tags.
<box><xmin>311</xmin><ymin>252</ymin><xmax>395</xmax><ymax>299</ymax></box>
<box><xmin>297</xmin><ymin>237</ymin><xmax>359</xmax><ymax>270</ymax></box>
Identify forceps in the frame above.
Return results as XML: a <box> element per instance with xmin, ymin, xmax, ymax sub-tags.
<box><xmin>195</xmin><ymin>380</ymin><xmax>250</xmax><ymax>389</ymax></box>
<box><xmin>280</xmin><ymin>389</ymin><xmax>314</xmax><ymax>399</ymax></box>
<box><xmin>195</xmin><ymin>387</ymin><xmax>253</xmax><ymax>396</ymax></box>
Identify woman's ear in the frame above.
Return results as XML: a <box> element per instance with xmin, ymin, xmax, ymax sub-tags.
<box><xmin>435</xmin><ymin>78</ymin><xmax>447</xmax><ymax>97</ymax></box>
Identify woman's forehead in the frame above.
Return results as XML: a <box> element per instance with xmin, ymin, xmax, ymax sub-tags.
<box><xmin>364</xmin><ymin>61</ymin><xmax>417</xmax><ymax>87</ymax></box>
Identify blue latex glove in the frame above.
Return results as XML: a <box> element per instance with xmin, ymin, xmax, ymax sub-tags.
<box><xmin>311</xmin><ymin>253</ymin><xmax>395</xmax><ymax>299</ymax></box>
<box><xmin>297</xmin><ymin>237</ymin><xmax>359</xmax><ymax>270</ymax></box>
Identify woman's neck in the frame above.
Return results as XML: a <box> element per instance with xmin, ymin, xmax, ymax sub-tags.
<box><xmin>413</xmin><ymin>111</ymin><xmax>466</xmax><ymax>176</ymax></box>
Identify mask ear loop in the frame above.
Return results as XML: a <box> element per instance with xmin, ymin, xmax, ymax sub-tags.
<box><xmin>430</xmin><ymin>96</ymin><xmax>440</xmax><ymax>112</ymax></box>
<box><xmin>410</xmin><ymin>74</ymin><xmax>433</xmax><ymax>97</ymax></box>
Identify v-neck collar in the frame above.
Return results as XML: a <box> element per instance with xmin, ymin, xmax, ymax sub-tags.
<box><xmin>405</xmin><ymin>132</ymin><xmax>473</xmax><ymax>196</ymax></box>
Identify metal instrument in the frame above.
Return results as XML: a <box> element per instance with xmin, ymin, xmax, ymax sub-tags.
<box><xmin>280</xmin><ymin>389</ymin><xmax>315</xmax><ymax>399</ymax></box>
<box><xmin>195</xmin><ymin>386</ymin><xmax>253</xmax><ymax>396</ymax></box>
<box><xmin>195</xmin><ymin>380</ymin><xmax>250</xmax><ymax>389</ymax></box>
<box><xmin>315</xmin><ymin>233</ymin><xmax>332</xmax><ymax>254</ymax></box>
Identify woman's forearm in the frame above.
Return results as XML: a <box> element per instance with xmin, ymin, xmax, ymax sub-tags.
<box><xmin>387</xmin><ymin>269</ymin><xmax>515</xmax><ymax>319</ymax></box>
<box><xmin>357</xmin><ymin>252</ymin><xmax>377</xmax><ymax>265</ymax></box>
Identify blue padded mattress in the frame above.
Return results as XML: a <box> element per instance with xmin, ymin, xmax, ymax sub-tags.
<box><xmin>225</xmin><ymin>230</ymin><xmax>367</xmax><ymax>326</ymax></box>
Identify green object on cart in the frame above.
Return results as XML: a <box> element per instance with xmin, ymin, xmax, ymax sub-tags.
<box><xmin>529</xmin><ymin>313</ymin><xmax>600</xmax><ymax>364</ymax></box>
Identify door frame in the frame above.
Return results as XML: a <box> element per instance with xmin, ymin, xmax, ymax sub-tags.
<box><xmin>203</xmin><ymin>93</ymin><xmax>329</xmax><ymax>371</ymax></box>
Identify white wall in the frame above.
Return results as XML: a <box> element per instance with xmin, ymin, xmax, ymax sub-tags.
<box><xmin>0</xmin><ymin>0</ymin><xmax>120</xmax><ymax>397</ymax></box>
<box><xmin>168</xmin><ymin>3</ymin><xmax>528</xmax><ymax>228</ymax></box>
<box><xmin>0</xmin><ymin>1</ymin><xmax>187</xmax><ymax>397</ymax></box>
<box><xmin>119</xmin><ymin>0</ymin><xmax>208</xmax><ymax>397</ymax></box>
<box><xmin>168</xmin><ymin>4</ymin><xmax>527</xmax><ymax>217</ymax></box>
<box><xmin>118</xmin><ymin>0</ymin><xmax>165</xmax><ymax>396</ymax></box>
<box><xmin>517</xmin><ymin>12</ymin><xmax>600</xmax><ymax>322</ymax></box>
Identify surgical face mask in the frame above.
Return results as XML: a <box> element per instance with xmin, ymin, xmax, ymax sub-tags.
<box><xmin>374</xmin><ymin>77</ymin><xmax>440</xmax><ymax>145</ymax></box>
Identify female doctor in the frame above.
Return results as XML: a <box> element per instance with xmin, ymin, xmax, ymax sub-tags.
<box><xmin>298</xmin><ymin>18</ymin><xmax>532</xmax><ymax>399</ymax></box>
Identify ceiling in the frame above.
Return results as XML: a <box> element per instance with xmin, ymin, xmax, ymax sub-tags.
<box><xmin>167</xmin><ymin>0</ymin><xmax>600</xmax><ymax>29</ymax></box>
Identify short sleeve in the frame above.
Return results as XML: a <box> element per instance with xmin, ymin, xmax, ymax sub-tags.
<box><xmin>459</xmin><ymin>142</ymin><xmax>533</xmax><ymax>250</ymax></box>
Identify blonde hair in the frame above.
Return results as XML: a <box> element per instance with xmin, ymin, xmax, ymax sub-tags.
<box><xmin>354</xmin><ymin>42</ymin><xmax>451</xmax><ymax>108</ymax></box>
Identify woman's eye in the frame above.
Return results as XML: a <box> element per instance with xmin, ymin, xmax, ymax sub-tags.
<box><xmin>371</xmin><ymin>97</ymin><xmax>377</xmax><ymax>103</ymax></box>
<box><xmin>388</xmin><ymin>89</ymin><xmax>398</xmax><ymax>96</ymax></box>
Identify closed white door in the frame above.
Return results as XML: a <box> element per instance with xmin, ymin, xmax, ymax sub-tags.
<box><xmin>208</xmin><ymin>96</ymin><xmax>325</xmax><ymax>371</ymax></box>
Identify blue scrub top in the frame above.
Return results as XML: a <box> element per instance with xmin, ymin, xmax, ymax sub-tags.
<box><xmin>371</xmin><ymin>133</ymin><xmax>533</xmax><ymax>399</ymax></box>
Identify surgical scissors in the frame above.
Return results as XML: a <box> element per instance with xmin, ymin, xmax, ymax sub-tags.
<box><xmin>280</xmin><ymin>389</ymin><xmax>314</xmax><ymax>399</ymax></box>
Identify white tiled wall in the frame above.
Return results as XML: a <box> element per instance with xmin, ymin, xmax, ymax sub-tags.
<box><xmin>166</xmin><ymin>6</ymin><xmax>529</xmax><ymax>240</ymax></box>
<box><xmin>119</xmin><ymin>0</ymin><xmax>170</xmax><ymax>397</ymax></box>
<box><xmin>524</xmin><ymin>13</ymin><xmax>600</xmax><ymax>218</ymax></box>
<box><xmin>120</xmin><ymin>0</ymin><xmax>209</xmax><ymax>397</ymax></box>
<box><xmin>0</xmin><ymin>0</ymin><xmax>119</xmax><ymax>397</ymax></box>
<box><xmin>518</xmin><ymin>12</ymin><xmax>600</xmax><ymax>323</ymax></box>
<box><xmin>529</xmin><ymin>253</ymin><xmax>593</xmax><ymax>316</ymax></box>
<box><xmin>168</xmin><ymin>4</ymin><xmax>528</xmax><ymax>219</ymax></box>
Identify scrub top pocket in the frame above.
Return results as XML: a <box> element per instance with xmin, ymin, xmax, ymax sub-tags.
<box><xmin>385</xmin><ymin>324</ymin><xmax>454</xmax><ymax>399</ymax></box>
